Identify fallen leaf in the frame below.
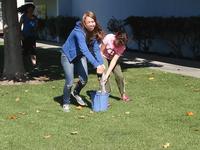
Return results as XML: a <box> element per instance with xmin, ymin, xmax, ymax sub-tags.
<box><xmin>125</xmin><ymin>112</ymin><xmax>130</xmax><ymax>115</ymax></box>
<box><xmin>43</xmin><ymin>135</ymin><xmax>51</xmax><ymax>139</ymax></box>
<box><xmin>38</xmin><ymin>76</ymin><xmax>50</xmax><ymax>81</ymax></box>
<box><xmin>186</xmin><ymin>111</ymin><xmax>194</xmax><ymax>116</ymax></box>
<box><xmin>76</xmin><ymin>106</ymin><xmax>83</xmax><ymax>110</ymax></box>
<box><xmin>162</xmin><ymin>143</ymin><xmax>170</xmax><ymax>148</ymax></box>
<box><xmin>149</xmin><ymin>77</ymin><xmax>154</xmax><ymax>80</ymax></box>
<box><xmin>193</xmin><ymin>128</ymin><xmax>199</xmax><ymax>131</ymax></box>
<box><xmin>18</xmin><ymin>112</ymin><xmax>26</xmax><ymax>115</ymax></box>
<box><xmin>193</xmin><ymin>89</ymin><xmax>200</xmax><ymax>92</ymax></box>
<box><xmin>15</xmin><ymin>97</ymin><xmax>20</xmax><ymax>102</ymax></box>
<box><xmin>70</xmin><ymin>131</ymin><xmax>78</xmax><ymax>135</ymax></box>
<box><xmin>34</xmin><ymin>75</ymin><xmax>50</xmax><ymax>81</ymax></box>
<box><xmin>8</xmin><ymin>115</ymin><xmax>17</xmax><ymax>120</ymax></box>
<box><xmin>78</xmin><ymin>115</ymin><xmax>85</xmax><ymax>119</ymax></box>
<box><xmin>147</xmin><ymin>73</ymin><xmax>154</xmax><ymax>75</ymax></box>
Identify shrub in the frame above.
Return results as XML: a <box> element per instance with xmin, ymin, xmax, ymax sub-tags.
<box><xmin>37</xmin><ymin>16</ymin><xmax>80</xmax><ymax>42</ymax></box>
<box><xmin>125</xmin><ymin>16</ymin><xmax>200</xmax><ymax>59</ymax></box>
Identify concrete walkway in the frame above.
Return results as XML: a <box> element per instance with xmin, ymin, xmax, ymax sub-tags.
<box><xmin>123</xmin><ymin>50</ymin><xmax>200</xmax><ymax>78</ymax></box>
<box><xmin>36</xmin><ymin>41</ymin><xmax>61</xmax><ymax>49</ymax></box>
<box><xmin>123</xmin><ymin>55</ymin><xmax>200</xmax><ymax>78</ymax></box>
<box><xmin>150</xmin><ymin>61</ymin><xmax>200</xmax><ymax>78</ymax></box>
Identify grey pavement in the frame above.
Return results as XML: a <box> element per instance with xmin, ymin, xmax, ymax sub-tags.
<box><xmin>122</xmin><ymin>56</ymin><xmax>200</xmax><ymax>78</ymax></box>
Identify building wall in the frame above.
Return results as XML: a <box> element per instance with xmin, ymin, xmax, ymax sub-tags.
<box><xmin>45</xmin><ymin>0</ymin><xmax>58</xmax><ymax>17</ymax></box>
<box><xmin>58</xmin><ymin>0</ymin><xmax>72</xmax><ymax>16</ymax></box>
<box><xmin>10</xmin><ymin>0</ymin><xmax>200</xmax><ymax>58</ymax></box>
<box><xmin>71</xmin><ymin>0</ymin><xmax>200</xmax><ymax>29</ymax></box>
<box><xmin>34</xmin><ymin>0</ymin><xmax>57</xmax><ymax>17</ymax></box>
<box><xmin>70</xmin><ymin>0</ymin><xmax>200</xmax><ymax>58</ymax></box>
<box><xmin>33</xmin><ymin>0</ymin><xmax>72</xmax><ymax>17</ymax></box>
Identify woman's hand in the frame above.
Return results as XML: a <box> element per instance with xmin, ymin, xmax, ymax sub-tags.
<box><xmin>96</xmin><ymin>65</ymin><xmax>105</xmax><ymax>74</ymax></box>
<box><xmin>101</xmin><ymin>64</ymin><xmax>105</xmax><ymax>70</ymax></box>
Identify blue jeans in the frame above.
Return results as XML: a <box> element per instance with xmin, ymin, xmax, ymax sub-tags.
<box><xmin>61</xmin><ymin>53</ymin><xmax>88</xmax><ymax>105</ymax></box>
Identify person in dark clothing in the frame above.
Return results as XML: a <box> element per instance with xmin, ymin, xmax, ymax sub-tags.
<box><xmin>18</xmin><ymin>3</ymin><xmax>38</xmax><ymax>67</ymax></box>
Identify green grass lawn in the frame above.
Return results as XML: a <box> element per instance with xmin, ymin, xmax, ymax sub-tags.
<box><xmin>0</xmin><ymin>44</ymin><xmax>200</xmax><ymax>150</ymax></box>
<box><xmin>0</xmin><ymin>68</ymin><xmax>200</xmax><ymax>150</ymax></box>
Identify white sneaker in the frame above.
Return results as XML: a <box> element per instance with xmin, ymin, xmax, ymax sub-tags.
<box><xmin>63</xmin><ymin>104</ymin><xmax>70</xmax><ymax>112</ymax></box>
<box><xmin>71</xmin><ymin>92</ymin><xmax>86</xmax><ymax>106</ymax></box>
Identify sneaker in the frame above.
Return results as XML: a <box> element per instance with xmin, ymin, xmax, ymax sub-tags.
<box><xmin>71</xmin><ymin>92</ymin><xmax>86</xmax><ymax>106</ymax></box>
<box><xmin>121</xmin><ymin>94</ymin><xmax>130</xmax><ymax>102</ymax></box>
<box><xmin>63</xmin><ymin>104</ymin><xmax>70</xmax><ymax>112</ymax></box>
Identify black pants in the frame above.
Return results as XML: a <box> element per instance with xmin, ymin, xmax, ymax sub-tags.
<box><xmin>22</xmin><ymin>37</ymin><xmax>36</xmax><ymax>56</ymax></box>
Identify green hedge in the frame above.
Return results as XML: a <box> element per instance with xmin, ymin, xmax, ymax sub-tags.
<box><xmin>37</xmin><ymin>16</ymin><xmax>80</xmax><ymax>42</ymax></box>
<box><xmin>125</xmin><ymin>16</ymin><xmax>200</xmax><ymax>59</ymax></box>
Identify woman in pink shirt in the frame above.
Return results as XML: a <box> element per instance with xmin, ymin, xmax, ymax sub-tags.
<box><xmin>101</xmin><ymin>32</ymin><xmax>130</xmax><ymax>101</ymax></box>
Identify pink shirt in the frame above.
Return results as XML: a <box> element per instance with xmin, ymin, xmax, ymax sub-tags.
<box><xmin>102</xmin><ymin>34</ymin><xmax>126</xmax><ymax>60</ymax></box>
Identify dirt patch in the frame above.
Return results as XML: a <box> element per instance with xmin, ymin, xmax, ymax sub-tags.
<box><xmin>0</xmin><ymin>75</ymin><xmax>50</xmax><ymax>85</ymax></box>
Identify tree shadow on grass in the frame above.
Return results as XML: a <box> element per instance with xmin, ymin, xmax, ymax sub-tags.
<box><xmin>54</xmin><ymin>90</ymin><xmax>121</xmax><ymax>109</ymax></box>
<box><xmin>0</xmin><ymin>45</ymin><xmax>163</xmax><ymax>82</ymax></box>
<box><xmin>119</xmin><ymin>50</ymin><xmax>163</xmax><ymax>71</ymax></box>
<box><xmin>1</xmin><ymin>45</ymin><xmax>199</xmax><ymax>83</ymax></box>
<box><xmin>87</xmin><ymin>50</ymin><xmax>163</xmax><ymax>75</ymax></box>
<box><xmin>0</xmin><ymin>46</ymin><xmax>65</xmax><ymax>82</ymax></box>
<box><xmin>29</xmin><ymin>48</ymin><xmax>64</xmax><ymax>81</ymax></box>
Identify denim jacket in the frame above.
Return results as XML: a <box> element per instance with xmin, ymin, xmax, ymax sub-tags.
<box><xmin>61</xmin><ymin>21</ymin><xmax>103</xmax><ymax>68</ymax></box>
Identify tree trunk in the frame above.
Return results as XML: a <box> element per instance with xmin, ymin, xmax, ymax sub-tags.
<box><xmin>2</xmin><ymin>0</ymin><xmax>25</xmax><ymax>81</ymax></box>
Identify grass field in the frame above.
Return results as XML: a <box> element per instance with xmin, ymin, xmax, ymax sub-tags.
<box><xmin>0</xmin><ymin>44</ymin><xmax>200</xmax><ymax>150</ymax></box>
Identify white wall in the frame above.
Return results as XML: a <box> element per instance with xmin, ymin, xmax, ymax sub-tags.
<box><xmin>71</xmin><ymin>0</ymin><xmax>200</xmax><ymax>58</ymax></box>
<box><xmin>71</xmin><ymin>0</ymin><xmax>200</xmax><ymax>29</ymax></box>
<box><xmin>17</xmin><ymin>0</ymin><xmax>25</xmax><ymax>8</ymax></box>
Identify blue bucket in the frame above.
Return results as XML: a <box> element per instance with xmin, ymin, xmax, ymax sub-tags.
<box><xmin>91</xmin><ymin>91</ymin><xmax>109</xmax><ymax>112</ymax></box>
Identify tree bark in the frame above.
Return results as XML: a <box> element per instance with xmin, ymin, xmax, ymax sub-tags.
<box><xmin>2</xmin><ymin>0</ymin><xmax>25</xmax><ymax>81</ymax></box>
